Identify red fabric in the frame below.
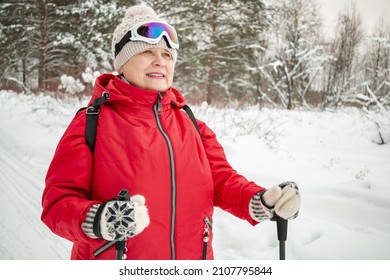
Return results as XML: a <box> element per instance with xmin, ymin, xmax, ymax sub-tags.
<box><xmin>41</xmin><ymin>74</ymin><xmax>264</xmax><ymax>260</ymax></box>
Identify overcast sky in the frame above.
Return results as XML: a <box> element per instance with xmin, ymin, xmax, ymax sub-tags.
<box><xmin>318</xmin><ymin>0</ymin><xmax>390</xmax><ymax>34</ymax></box>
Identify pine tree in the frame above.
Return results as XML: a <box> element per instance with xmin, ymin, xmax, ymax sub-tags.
<box><xmin>0</xmin><ymin>0</ymin><xmax>37</xmax><ymax>90</ymax></box>
<box><xmin>145</xmin><ymin>0</ymin><xmax>268</xmax><ymax>105</ymax></box>
<box><xmin>72</xmin><ymin>0</ymin><xmax>138</xmax><ymax>72</ymax></box>
<box><xmin>0</xmin><ymin>0</ymin><xmax>138</xmax><ymax>92</ymax></box>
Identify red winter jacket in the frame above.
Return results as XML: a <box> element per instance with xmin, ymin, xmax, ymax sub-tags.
<box><xmin>41</xmin><ymin>74</ymin><xmax>263</xmax><ymax>260</ymax></box>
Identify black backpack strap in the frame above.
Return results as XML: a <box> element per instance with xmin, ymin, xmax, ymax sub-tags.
<box><xmin>85</xmin><ymin>91</ymin><xmax>110</xmax><ymax>153</ymax></box>
<box><xmin>76</xmin><ymin>107</ymin><xmax>87</xmax><ymax>115</ymax></box>
<box><xmin>82</xmin><ymin>95</ymin><xmax>197</xmax><ymax>153</ymax></box>
<box><xmin>85</xmin><ymin>107</ymin><xmax>99</xmax><ymax>153</ymax></box>
<box><xmin>182</xmin><ymin>104</ymin><xmax>201</xmax><ymax>137</ymax></box>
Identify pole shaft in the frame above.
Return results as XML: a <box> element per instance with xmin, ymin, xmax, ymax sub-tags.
<box><xmin>279</xmin><ymin>241</ymin><xmax>286</xmax><ymax>260</ymax></box>
<box><xmin>276</xmin><ymin>217</ymin><xmax>288</xmax><ymax>260</ymax></box>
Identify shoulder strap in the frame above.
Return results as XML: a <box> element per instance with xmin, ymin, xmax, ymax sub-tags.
<box><xmin>85</xmin><ymin>107</ymin><xmax>99</xmax><ymax>153</ymax></box>
<box><xmin>84</xmin><ymin>91</ymin><xmax>110</xmax><ymax>153</ymax></box>
<box><xmin>83</xmin><ymin>98</ymin><xmax>200</xmax><ymax>154</ymax></box>
<box><xmin>182</xmin><ymin>104</ymin><xmax>201</xmax><ymax>137</ymax></box>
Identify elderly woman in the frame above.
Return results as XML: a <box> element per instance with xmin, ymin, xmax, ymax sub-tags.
<box><xmin>41</xmin><ymin>5</ymin><xmax>300</xmax><ymax>260</ymax></box>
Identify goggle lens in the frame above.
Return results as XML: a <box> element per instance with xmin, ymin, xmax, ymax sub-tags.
<box><xmin>136</xmin><ymin>22</ymin><xmax>178</xmax><ymax>45</ymax></box>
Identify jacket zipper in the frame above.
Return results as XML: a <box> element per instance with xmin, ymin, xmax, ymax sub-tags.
<box><xmin>202</xmin><ymin>217</ymin><xmax>213</xmax><ymax>260</ymax></box>
<box><xmin>153</xmin><ymin>92</ymin><xmax>177</xmax><ymax>260</ymax></box>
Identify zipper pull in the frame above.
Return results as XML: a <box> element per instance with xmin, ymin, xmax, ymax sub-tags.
<box><xmin>203</xmin><ymin>220</ymin><xmax>210</xmax><ymax>242</ymax></box>
<box><xmin>157</xmin><ymin>92</ymin><xmax>163</xmax><ymax>114</ymax></box>
<box><xmin>202</xmin><ymin>218</ymin><xmax>210</xmax><ymax>260</ymax></box>
<box><xmin>204</xmin><ymin>217</ymin><xmax>213</xmax><ymax>230</ymax></box>
<box><xmin>203</xmin><ymin>225</ymin><xmax>209</xmax><ymax>242</ymax></box>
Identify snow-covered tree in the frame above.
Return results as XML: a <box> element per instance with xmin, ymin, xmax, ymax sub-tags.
<box><xmin>324</xmin><ymin>1</ymin><xmax>363</xmax><ymax>108</ymax></box>
<box><xmin>359</xmin><ymin>19</ymin><xmax>390</xmax><ymax>110</ymax></box>
<box><xmin>145</xmin><ymin>0</ymin><xmax>269</xmax><ymax>106</ymax></box>
<box><xmin>258</xmin><ymin>0</ymin><xmax>327</xmax><ymax>109</ymax></box>
<box><xmin>0</xmin><ymin>0</ymin><xmax>37</xmax><ymax>91</ymax></box>
<box><xmin>0</xmin><ymin>0</ymin><xmax>135</xmax><ymax>92</ymax></box>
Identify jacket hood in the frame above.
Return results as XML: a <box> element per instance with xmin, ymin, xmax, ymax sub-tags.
<box><xmin>89</xmin><ymin>74</ymin><xmax>186</xmax><ymax>109</ymax></box>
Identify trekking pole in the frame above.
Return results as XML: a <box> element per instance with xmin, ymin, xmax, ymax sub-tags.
<box><xmin>116</xmin><ymin>189</ymin><xmax>130</xmax><ymax>260</ymax></box>
<box><xmin>273</xmin><ymin>215</ymin><xmax>288</xmax><ymax>260</ymax></box>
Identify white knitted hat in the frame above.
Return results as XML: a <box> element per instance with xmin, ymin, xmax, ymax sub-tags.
<box><xmin>112</xmin><ymin>5</ymin><xmax>178</xmax><ymax>72</ymax></box>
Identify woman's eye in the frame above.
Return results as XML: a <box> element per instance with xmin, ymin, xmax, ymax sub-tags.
<box><xmin>163</xmin><ymin>52</ymin><xmax>172</xmax><ymax>60</ymax></box>
<box><xmin>142</xmin><ymin>50</ymin><xmax>153</xmax><ymax>54</ymax></box>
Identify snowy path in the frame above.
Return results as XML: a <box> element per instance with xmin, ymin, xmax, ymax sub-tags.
<box><xmin>0</xmin><ymin>93</ymin><xmax>73</xmax><ymax>259</ymax></box>
<box><xmin>0</xmin><ymin>131</ymin><xmax>68</xmax><ymax>259</ymax></box>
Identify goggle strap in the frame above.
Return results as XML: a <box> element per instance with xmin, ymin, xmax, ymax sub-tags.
<box><xmin>115</xmin><ymin>30</ymin><xmax>132</xmax><ymax>57</ymax></box>
<box><xmin>114</xmin><ymin>23</ymin><xmax>179</xmax><ymax>57</ymax></box>
<box><xmin>162</xmin><ymin>36</ymin><xmax>173</xmax><ymax>49</ymax></box>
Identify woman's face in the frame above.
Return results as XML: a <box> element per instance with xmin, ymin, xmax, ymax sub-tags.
<box><xmin>120</xmin><ymin>47</ymin><xmax>175</xmax><ymax>92</ymax></box>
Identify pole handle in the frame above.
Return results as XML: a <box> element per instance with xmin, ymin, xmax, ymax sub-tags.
<box><xmin>276</xmin><ymin>216</ymin><xmax>288</xmax><ymax>242</ymax></box>
<box><xmin>115</xmin><ymin>189</ymin><xmax>130</xmax><ymax>260</ymax></box>
<box><xmin>272</xmin><ymin>215</ymin><xmax>288</xmax><ymax>260</ymax></box>
<box><xmin>118</xmin><ymin>189</ymin><xmax>130</xmax><ymax>201</ymax></box>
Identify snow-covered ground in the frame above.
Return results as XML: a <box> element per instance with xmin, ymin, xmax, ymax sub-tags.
<box><xmin>1</xmin><ymin>90</ymin><xmax>390</xmax><ymax>260</ymax></box>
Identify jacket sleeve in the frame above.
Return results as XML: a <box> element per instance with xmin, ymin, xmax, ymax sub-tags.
<box><xmin>198</xmin><ymin>120</ymin><xmax>265</xmax><ymax>226</ymax></box>
<box><xmin>41</xmin><ymin>112</ymin><xmax>100</xmax><ymax>243</ymax></box>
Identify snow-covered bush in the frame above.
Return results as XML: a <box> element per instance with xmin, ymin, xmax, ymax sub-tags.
<box><xmin>58</xmin><ymin>75</ymin><xmax>85</xmax><ymax>95</ymax></box>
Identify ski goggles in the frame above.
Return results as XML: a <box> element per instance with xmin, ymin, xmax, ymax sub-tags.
<box><xmin>114</xmin><ymin>21</ymin><xmax>179</xmax><ymax>57</ymax></box>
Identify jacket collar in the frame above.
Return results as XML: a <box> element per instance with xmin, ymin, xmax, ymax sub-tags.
<box><xmin>89</xmin><ymin>74</ymin><xmax>186</xmax><ymax>109</ymax></box>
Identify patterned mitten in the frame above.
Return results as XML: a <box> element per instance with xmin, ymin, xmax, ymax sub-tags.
<box><xmin>82</xmin><ymin>195</ymin><xmax>150</xmax><ymax>241</ymax></box>
<box><xmin>249</xmin><ymin>181</ymin><xmax>300</xmax><ymax>222</ymax></box>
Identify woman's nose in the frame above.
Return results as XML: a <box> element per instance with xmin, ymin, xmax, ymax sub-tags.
<box><xmin>152</xmin><ymin>53</ymin><xmax>165</xmax><ymax>66</ymax></box>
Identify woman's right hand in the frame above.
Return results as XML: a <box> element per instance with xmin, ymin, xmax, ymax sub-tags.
<box><xmin>82</xmin><ymin>195</ymin><xmax>150</xmax><ymax>241</ymax></box>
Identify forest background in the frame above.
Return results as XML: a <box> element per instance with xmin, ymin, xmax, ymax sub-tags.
<box><xmin>1</xmin><ymin>0</ymin><xmax>389</xmax><ymax>112</ymax></box>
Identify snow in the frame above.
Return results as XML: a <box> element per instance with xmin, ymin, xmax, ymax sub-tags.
<box><xmin>59</xmin><ymin>75</ymin><xmax>85</xmax><ymax>95</ymax></box>
<box><xmin>1</xmin><ymin>90</ymin><xmax>390</xmax><ymax>261</ymax></box>
<box><xmin>81</xmin><ymin>67</ymin><xmax>101</xmax><ymax>84</ymax></box>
